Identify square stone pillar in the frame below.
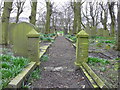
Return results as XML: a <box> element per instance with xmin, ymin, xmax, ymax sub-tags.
<box><xmin>75</xmin><ymin>30</ymin><xmax>89</xmax><ymax>66</ymax></box>
<box><xmin>27</xmin><ymin>29</ymin><xmax>40</xmax><ymax>65</ymax></box>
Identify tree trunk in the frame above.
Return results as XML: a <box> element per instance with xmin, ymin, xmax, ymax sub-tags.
<box><xmin>76</xmin><ymin>1</ymin><xmax>81</xmax><ymax>33</ymax></box>
<box><xmin>108</xmin><ymin>2</ymin><xmax>115</xmax><ymax>37</ymax></box>
<box><xmin>16</xmin><ymin>7</ymin><xmax>20</xmax><ymax>23</ymax></box>
<box><xmin>45</xmin><ymin>0</ymin><xmax>52</xmax><ymax>34</ymax></box>
<box><xmin>117</xmin><ymin>4</ymin><xmax>120</xmax><ymax>51</ymax></box>
<box><xmin>30</xmin><ymin>1</ymin><xmax>37</xmax><ymax>25</ymax></box>
<box><xmin>73</xmin><ymin>1</ymin><xmax>77</xmax><ymax>34</ymax></box>
<box><xmin>1</xmin><ymin>1</ymin><xmax>13</xmax><ymax>45</ymax></box>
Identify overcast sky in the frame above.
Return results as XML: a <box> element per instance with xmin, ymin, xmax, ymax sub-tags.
<box><xmin>0</xmin><ymin>0</ymin><xmax>118</xmax><ymax>23</ymax></box>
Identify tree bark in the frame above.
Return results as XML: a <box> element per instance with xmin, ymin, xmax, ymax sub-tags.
<box><xmin>30</xmin><ymin>1</ymin><xmax>37</xmax><ymax>25</ymax></box>
<box><xmin>1</xmin><ymin>1</ymin><xmax>13</xmax><ymax>45</ymax></box>
<box><xmin>108</xmin><ymin>2</ymin><xmax>115</xmax><ymax>37</ymax></box>
<box><xmin>45</xmin><ymin>0</ymin><xmax>52</xmax><ymax>34</ymax></box>
<box><xmin>76</xmin><ymin>1</ymin><xmax>81</xmax><ymax>33</ymax></box>
<box><xmin>117</xmin><ymin>3</ymin><xmax>120</xmax><ymax>51</ymax></box>
<box><xmin>73</xmin><ymin>1</ymin><xmax>77</xmax><ymax>34</ymax></box>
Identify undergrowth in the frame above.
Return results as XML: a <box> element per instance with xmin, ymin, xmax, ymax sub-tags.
<box><xmin>1</xmin><ymin>54</ymin><xmax>29</xmax><ymax>89</ymax></box>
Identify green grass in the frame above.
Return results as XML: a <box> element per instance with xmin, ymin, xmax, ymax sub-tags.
<box><xmin>1</xmin><ymin>54</ymin><xmax>29</xmax><ymax>89</ymax></box>
<box><xmin>87</xmin><ymin>57</ymin><xmax>110</xmax><ymax>65</ymax></box>
<box><xmin>99</xmin><ymin>40</ymin><xmax>116</xmax><ymax>44</ymax></box>
<box><xmin>65</xmin><ymin>35</ymin><xmax>76</xmax><ymax>43</ymax></box>
<box><xmin>39</xmin><ymin>33</ymin><xmax>56</xmax><ymax>42</ymax></box>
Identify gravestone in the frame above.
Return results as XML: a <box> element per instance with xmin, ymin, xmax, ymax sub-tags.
<box><xmin>8</xmin><ymin>23</ymin><xmax>16</xmax><ymax>44</ymax></box>
<box><xmin>12</xmin><ymin>22</ymin><xmax>38</xmax><ymax>57</ymax></box>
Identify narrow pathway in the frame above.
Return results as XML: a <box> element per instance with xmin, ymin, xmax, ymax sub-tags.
<box><xmin>32</xmin><ymin>36</ymin><xmax>92</xmax><ymax>88</ymax></box>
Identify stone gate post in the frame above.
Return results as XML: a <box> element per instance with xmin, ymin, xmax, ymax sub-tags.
<box><xmin>27</xmin><ymin>29</ymin><xmax>40</xmax><ymax>65</ymax></box>
<box><xmin>75</xmin><ymin>30</ymin><xmax>89</xmax><ymax>66</ymax></box>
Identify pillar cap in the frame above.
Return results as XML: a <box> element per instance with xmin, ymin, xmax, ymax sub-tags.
<box><xmin>76</xmin><ymin>30</ymin><xmax>89</xmax><ymax>38</ymax></box>
<box><xmin>27</xmin><ymin>29</ymin><xmax>39</xmax><ymax>37</ymax></box>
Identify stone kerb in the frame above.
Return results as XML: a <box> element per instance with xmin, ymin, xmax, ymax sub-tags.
<box><xmin>75</xmin><ymin>30</ymin><xmax>89</xmax><ymax>66</ymax></box>
<box><xmin>12</xmin><ymin>22</ymin><xmax>37</xmax><ymax>57</ymax></box>
<box><xmin>27</xmin><ymin>29</ymin><xmax>40</xmax><ymax>65</ymax></box>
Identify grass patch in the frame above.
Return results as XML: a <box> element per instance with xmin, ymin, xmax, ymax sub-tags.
<box><xmin>1</xmin><ymin>54</ymin><xmax>29</xmax><ymax>89</ymax></box>
<box><xmin>87</xmin><ymin>57</ymin><xmax>110</xmax><ymax>65</ymax></box>
<box><xmin>65</xmin><ymin>35</ymin><xmax>76</xmax><ymax>43</ymax></box>
<box><xmin>39</xmin><ymin>33</ymin><xmax>56</xmax><ymax>42</ymax></box>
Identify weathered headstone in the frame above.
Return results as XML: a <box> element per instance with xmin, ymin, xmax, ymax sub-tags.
<box><xmin>12</xmin><ymin>22</ymin><xmax>38</xmax><ymax>57</ymax></box>
<box><xmin>8</xmin><ymin>23</ymin><xmax>16</xmax><ymax>44</ymax></box>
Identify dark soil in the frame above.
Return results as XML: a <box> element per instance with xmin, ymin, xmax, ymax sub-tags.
<box><xmin>32</xmin><ymin>36</ymin><xmax>93</xmax><ymax>88</ymax></box>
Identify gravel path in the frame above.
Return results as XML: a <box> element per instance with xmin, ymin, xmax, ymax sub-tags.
<box><xmin>32</xmin><ymin>36</ymin><xmax>92</xmax><ymax>88</ymax></box>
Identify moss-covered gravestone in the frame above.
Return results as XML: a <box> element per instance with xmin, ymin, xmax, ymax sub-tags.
<box><xmin>75</xmin><ymin>30</ymin><xmax>89</xmax><ymax>66</ymax></box>
<box><xmin>12</xmin><ymin>22</ymin><xmax>37</xmax><ymax>57</ymax></box>
<box><xmin>8</xmin><ymin>23</ymin><xmax>16</xmax><ymax>44</ymax></box>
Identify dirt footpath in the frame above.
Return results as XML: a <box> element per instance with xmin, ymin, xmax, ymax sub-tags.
<box><xmin>32</xmin><ymin>36</ymin><xmax>93</xmax><ymax>88</ymax></box>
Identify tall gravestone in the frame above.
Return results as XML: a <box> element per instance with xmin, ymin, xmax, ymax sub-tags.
<box><xmin>12</xmin><ymin>22</ymin><xmax>38</xmax><ymax>57</ymax></box>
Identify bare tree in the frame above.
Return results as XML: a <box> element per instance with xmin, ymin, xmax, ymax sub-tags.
<box><xmin>45</xmin><ymin>0</ymin><xmax>52</xmax><ymax>34</ymax></box>
<box><xmin>1</xmin><ymin>1</ymin><xmax>13</xmax><ymax>45</ymax></box>
<box><xmin>71</xmin><ymin>0</ymin><xmax>82</xmax><ymax>34</ymax></box>
<box><xmin>29</xmin><ymin>0</ymin><xmax>37</xmax><ymax>25</ymax></box>
<box><xmin>89</xmin><ymin>2</ymin><xmax>100</xmax><ymax>27</ymax></box>
<box><xmin>108</xmin><ymin>1</ymin><xmax>116</xmax><ymax>37</ymax></box>
<box><xmin>99</xmin><ymin>2</ymin><xmax>108</xmax><ymax>30</ymax></box>
<box><xmin>117</xmin><ymin>2</ymin><xmax>120</xmax><ymax>51</ymax></box>
<box><xmin>0</xmin><ymin>0</ymin><xmax>4</xmax><ymax>17</ymax></box>
<box><xmin>13</xmin><ymin>0</ymin><xmax>26</xmax><ymax>23</ymax></box>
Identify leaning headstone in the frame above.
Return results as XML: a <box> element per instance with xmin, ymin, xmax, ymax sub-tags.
<box><xmin>12</xmin><ymin>22</ymin><xmax>38</xmax><ymax>57</ymax></box>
